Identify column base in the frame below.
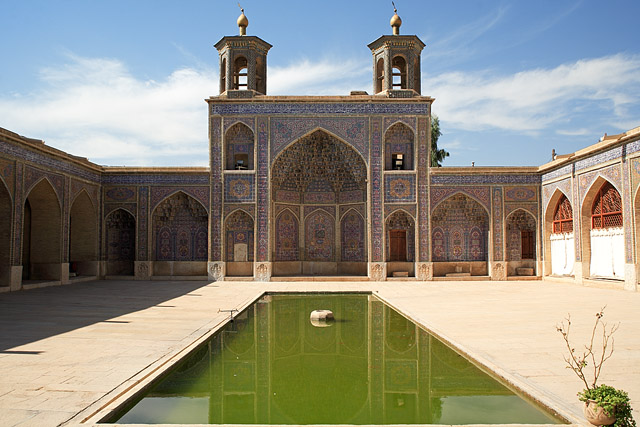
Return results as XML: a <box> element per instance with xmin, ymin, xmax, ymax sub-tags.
<box><xmin>208</xmin><ymin>261</ymin><xmax>225</xmax><ymax>282</ymax></box>
<box><xmin>624</xmin><ymin>263</ymin><xmax>637</xmax><ymax>291</ymax></box>
<box><xmin>368</xmin><ymin>262</ymin><xmax>386</xmax><ymax>281</ymax></box>
<box><xmin>135</xmin><ymin>261</ymin><xmax>152</xmax><ymax>280</ymax></box>
<box><xmin>10</xmin><ymin>266</ymin><xmax>22</xmax><ymax>291</ymax></box>
<box><xmin>415</xmin><ymin>262</ymin><xmax>433</xmax><ymax>281</ymax></box>
<box><xmin>490</xmin><ymin>261</ymin><xmax>507</xmax><ymax>281</ymax></box>
<box><xmin>254</xmin><ymin>262</ymin><xmax>271</xmax><ymax>282</ymax></box>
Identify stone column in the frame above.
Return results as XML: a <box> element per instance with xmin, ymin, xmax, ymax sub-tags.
<box><xmin>255</xmin><ymin>117</ymin><xmax>271</xmax><ymax>281</ymax></box>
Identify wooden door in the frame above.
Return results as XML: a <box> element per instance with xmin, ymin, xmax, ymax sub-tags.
<box><xmin>389</xmin><ymin>230</ymin><xmax>407</xmax><ymax>261</ymax></box>
<box><xmin>521</xmin><ymin>230</ymin><xmax>535</xmax><ymax>259</ymax></box>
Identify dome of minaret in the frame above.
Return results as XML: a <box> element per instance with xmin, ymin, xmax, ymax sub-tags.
<box><xmin>390</xmin><ymin>5</ymin><xmax>402</xmax><ymax>35</ymax></box>
<box><xmin>237</xmin><ymin>8</ymin><xmax>248</xmax><ymax>35</ymax></box>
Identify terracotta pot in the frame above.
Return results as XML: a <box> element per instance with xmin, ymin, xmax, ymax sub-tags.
<box><xmin>583</xmin><ymin>399</ymin><xmax>616</xmax><ymax>426</ymax></box>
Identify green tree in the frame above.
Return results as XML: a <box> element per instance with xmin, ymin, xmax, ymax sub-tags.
<box><xmin>430</xmin><ymin>115</ymin><xmax>449</xmax><ymax>167</ymax></box>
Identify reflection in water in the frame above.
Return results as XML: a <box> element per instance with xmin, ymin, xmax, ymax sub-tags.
<box><xmin>114</xmin><ymin>294</ymin><xmax>560</xmax><ymax>425</ymax></box>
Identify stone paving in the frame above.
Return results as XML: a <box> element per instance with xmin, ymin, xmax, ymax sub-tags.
<box><xmin>0</xmin><ymin>279</ymin><xmax>638</xmax><ymax>426</ymax></box>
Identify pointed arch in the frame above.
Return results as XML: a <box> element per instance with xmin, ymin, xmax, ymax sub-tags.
<box><xmin>391</xmin><ymin>55</ymin><xmax>407</xmax><ymax>89</ymax></box>
<box><xmin>385</xmin><ymin>210</ymin><xmax>415</xmax><ymax>262</ymax></box>
<box><xmin>431</xmin><ymin>193</ymin><xmax>489</xmax><ymax>262</ymax></box>
<box><xmin>105</xmin><ymin>208</ymin><xmax>136</xmax><ymax>275</ymax></box>
<box><xmin>0</xmin><ymin>178</ymin><xmax>12</xmax><ymax>286</ymax></box>
<box><xmin>505</xmin><ymin>209</ymin><xmax>537</xmax><ymax>262</ymax></box>
<box><xmin>225</xmin><ymin>122</ymin><xmax>254</xmax><ymax>170</ymax></box>
<box><xmin>233</xmin><ymin>55</ymin><xmax>248</xmax><ymax>89</ymax></box>
<box><xmin>69</xmin><ymin>190</ymin><xmax>98</xmax><ymax>276</ymax></box>
<box><xmin>22</xmin><ymin>179</ymin><xmax>62</xmax><ymax>280</ymax></box>
<box><xmin>341</xmin><ymin>208</ymin><xmax>365</xmax><ymax>262</ymax></box>
<box><xmin>152</xmin><ymin>192</ymin><xmax>208</xmax><ymax>262</ymax></box>
<box><xmin>275</xmin><ymin>208</ymin><xmax>299</xmax><ymax>262</ymax></box>
<box><xmin>544</xmin><ymin>189</ymin><xmax>575</xmax><ymax>276</ymax></box>
<box><xmin>375</xmin><ymin>57</ymin><xmax>384</xmax><ymax>93</ymax></box>
<box><xmin>384</xmin><ymin>122</ymin><xmax>415</xmax><ymax>170</ymax></box>
<box><xmin>581</xmin><ymin>177</ymin><xmax>624</xmax><ymax>279</ymax></box>
<box><xmin>225</xmin><ymin>209</ymin><xmax>254</xmax><ymax>263</ymax></box>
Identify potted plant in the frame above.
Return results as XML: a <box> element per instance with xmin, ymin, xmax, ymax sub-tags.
<box><xmin>556</xmin><ymin>307</ymin><xmax>636</xmax><ymax>427</ymax></box>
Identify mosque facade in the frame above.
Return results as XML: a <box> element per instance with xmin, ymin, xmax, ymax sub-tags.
<box><xmin>1</xmin><ymin>11</ymin><xmax>639</xmax><ymax>291</ymax></box>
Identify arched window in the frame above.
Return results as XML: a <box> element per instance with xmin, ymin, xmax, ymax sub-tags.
<box><xmin>391</xmin><ymin>56</ymin><xmax>407</xmax><ymax>89</ymax></box>
<box><xmin>233</xmin><ymin>56</ymin><xmax>248</xmax><ymax>90</ymax></box>
<box><xmin>591</xmin><ymin>182</ymin><xmax>622</xmax><ymax>229</ymax></box>
<box><xmin>375</xmin><ymin>58</ymin><xmax>384</xmax><ymax>93</ymax></box>
<box><xmin>553</xmin><ymin>195</ymin><xmax>573</xmax><ymax>233</ymax></box>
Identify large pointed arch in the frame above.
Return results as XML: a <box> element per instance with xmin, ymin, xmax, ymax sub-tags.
<box><xmin>152</xmin><ymin>191</ymin><xmax>208</xmax><ymax>266</ymax></box>
<box><xmin>22</xmin><ymin>178</ymin><xmax>62</xmax><ymax>280</ymax></box>
<box><xmin>581</xmin><ymin>177</ymin><xmax>624</xmax><ymax>279</ymax></box>
<box><xmin>0</xmin><ymin>178</ymin><xmax>12</xmax><ymax>287</ymax></box>
<box><xmin>270</xmin><ymin>129</ymin><xmax>368</xmax><ymax>276</ymax></box>
<box><xmin>431</xmin><ymin>192</ymin><xmax>489</xmax><ymax>276</ymax></box>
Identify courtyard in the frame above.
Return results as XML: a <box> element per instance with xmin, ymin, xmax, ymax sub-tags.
<box><xmin>0</xmin><ymin>279</ymin><xmax>638</xmax><ymax>426</ymax></box>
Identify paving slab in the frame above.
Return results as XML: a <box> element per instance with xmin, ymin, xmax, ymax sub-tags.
<box><xmin>0</xmin><ymin>279</ymin><xmax>637</xmax><ymax>426</ymax></box>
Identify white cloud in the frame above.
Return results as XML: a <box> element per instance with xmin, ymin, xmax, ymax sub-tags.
<box><xmin>0</xmin><ymin>53</ymin><xmax>216</xmax><ymax>166</ymax></box>
<box><xmin>269</xmin><ymin>58</ymin><xmax>369</xmax><ymax>95</ymax></box>
<box><xmin>428</xmin><ymin>54</ymin><xmax>640</xmax><ymax>133</ymax></box>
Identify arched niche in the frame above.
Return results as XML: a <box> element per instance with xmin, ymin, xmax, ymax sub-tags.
<box><xmin>384</xmin><ymin>122</ymin><xmax>414</xmax><ymax>171</ymax></box>
<box><xmin>105</xmin><ymin>208</ymin><xmax>136</xmax><ymax>276</ymax></box>
<box><xmin>69</xmin><ymin>190</ymin><xmax>98</xmax><ymax>277</ymax></box>
<box><xmin>544</xmin><ymin>191</ymin><xmax>575</xmax><ymax>277</ymax></box>
<box><xmin>225</xmin><ymin>122</ymin><xmax>254</xmax><ymax>170</ymax></box>
<box><xmin>220</xmin><ymin>58</ymin><xmax>227</xmax><ymax>94</ymax></box>
<box><xmin>505</xmin><ymin>209</ymin><xmax>537</xmax><ymax>277</ymax></box>
<box><xmin>581</xmin><ymin>179</ymin><xmax>624</xmax><ymax>279</ymax></box>
<box><xmin>225</xmin><ymin>210</ymin><xmax>254</xmax><ymax>277</ymax></box>
<box><xmin>152</xmin><ymin>192</ymin><xmax>208</xmax><ymax>276</ymax></box>
<box><xmin>271</xmin><ymin>130</ymin><xmax>368</xmax><ymax>277</ymax></box>
<box><xmin>22</xmin><ymin>179</ymin><xmax>62</xmax><ymax>281</ymax></box>
<box><xmin>0</xmin><ymin>178</ymin><xmax>11</xmax><ymax>287</ymax></box>
<box><xmin>275</xmin><ymin>209</ymin><xmax>299</xmax><ymax>262</ymax></box>
<box><xmin>341</xmin><ymin>209</ymin><xmax>365</xmax><ymax>262</ymax></box>
<box><xmin>385</xmin><ymin>210</ymin><xmax>415</xmax><ymax>277</ymax></box>
<box><xmin>431</xmin><ymin>193</ymin><xmax>489</xmax><ymax>277</ymax></box>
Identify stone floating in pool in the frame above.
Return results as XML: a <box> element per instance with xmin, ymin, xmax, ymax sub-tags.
<box><xmin>310</xmin><ymin>309</ymin><xmax>334</xmax><ymax>327</ymax></box>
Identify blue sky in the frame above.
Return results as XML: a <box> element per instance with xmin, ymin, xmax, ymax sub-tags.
<box><xmin>1</xmin><ymin>0</ymin><xmax>639</xmax><ymax>167</ymax></box>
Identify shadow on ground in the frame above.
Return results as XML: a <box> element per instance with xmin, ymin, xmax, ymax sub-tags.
<box><xmin>0</xmin><ymin>280</ymin><xmax>210</xmax><ymax>351</ymax></box>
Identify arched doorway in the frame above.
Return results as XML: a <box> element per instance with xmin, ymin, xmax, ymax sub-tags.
<box><xmin>105</xmin><ymin>209</ymin><xmax>136</xmax><ymax>276</ymax></box>
<box><xmin>22</xmin><ymin>179</ymin><xmax>62</xmax><ymax>281</ymax></box>
<box><xmin>545</xmin><ymin>192</ymin><xmax>575</xmax><ymax>276</ymax></box>
<box><xmin>505</xmin><ymin>209</ymin><xmax>537</xmax><ymax>276</ymax></box>
<box><xmin>225</xmin><ymin>210</ymin><xmax>254</xmax><ymax>277</ymax></box>
<box><xmin>431</xmin><ymin>193</ymin><xmax>489</xmax><ymax>277</ymax></box>
<box><xmin>582</xmin><ymin>179</ymin><xmax>624</xmax><ymax>279</ymax></box>
<box><xmin>152</xmin><ymin>192</ymin><xmax>208</xmax><ymax>276</ymax></box>
<box><xmin>0</xmin><ymin>178</ymin><xmax>11</xmax><ymax>287</ymax></box>
<box><xmin>271</xmin><ymin>130</ymin><xmax>367</xmax><ymax>276</ymax></box>
<box><xmin>69</xmin><ymin>191</ymin><xmax>98</xmax><ymax>277</ymax></box>
<box><xmin>385</xmin><ymin>210</ymin><xmax>415</xmax><ymax>277</ymax></box>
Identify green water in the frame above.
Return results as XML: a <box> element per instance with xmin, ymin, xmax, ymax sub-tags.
<box><xmin>113</xmin><ymin>294</ymin><xmax>561</xmax><ymax>425</ymax></box>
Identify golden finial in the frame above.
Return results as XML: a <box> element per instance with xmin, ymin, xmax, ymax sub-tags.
<box><xmin>237</xmin><ymin>3</ymin><xmax>248</xmax><ymax>36</ymax></box>
<box><xmin>390</xmin><ymin>1</ymin><xmax>402</xmax><ymax>35</ymax></box>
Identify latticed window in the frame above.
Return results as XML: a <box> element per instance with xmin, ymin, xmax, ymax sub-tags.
<box><xmin>552</xmin><ymin>195</ymin><xmax>573</xmax><ymax>233</ymax></box>
<box><xmin>591</xmin><ymin>182</ymin><xmax>623</xmax><ymax>229</ymax></box>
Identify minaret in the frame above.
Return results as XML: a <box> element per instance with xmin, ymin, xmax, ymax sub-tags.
<box><xmin>214</xmin><ymin>6</ymin><xmax>272</xmax><ymax>95</ymax></box>
<box><xmin>367</xmin><ymin>4</ymin><xmax>425</xmax><ymax>95</ymax></box>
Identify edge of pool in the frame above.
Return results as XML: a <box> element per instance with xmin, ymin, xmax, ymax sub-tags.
<box><xmin>68</xmin><ymin>289</ymin><xmax>586</xmax><ymax>427</ymax></box>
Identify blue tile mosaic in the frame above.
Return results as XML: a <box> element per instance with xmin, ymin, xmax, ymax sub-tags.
<box><xmin>430</xmin><ymin>174</ymin><xmax>540</xmax><ymax>185</ymax></box>
<box><xmin>542</xmin><ymin>164</ymin><xmax>573</xmax><ymax>182</ymax></box>
<box><xmin>210</xmin><ymin>102</ymin><xmax>430</xmax><ymax>116</ymax></box>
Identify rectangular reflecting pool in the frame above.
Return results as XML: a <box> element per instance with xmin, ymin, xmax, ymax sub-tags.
<box><xmin>110</xmin><ymin>293</ymin><xmax>563</xmax><ymax>425</ymax></box>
